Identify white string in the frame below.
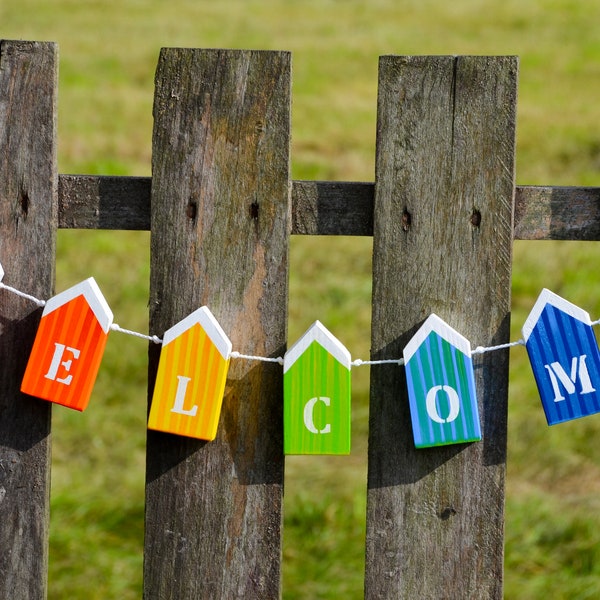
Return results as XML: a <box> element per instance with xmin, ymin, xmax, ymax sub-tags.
<box><xmin>229</xmin><ymin>351</ymin><xmax>284</xmax><ymax>365</ymax></box>
<box><xmin>1</xmin><ymin>274</ymin><xmax>599</xmax><ymax>366</ymax></box>
<box><xmin>352</xmin><ymin>358</ymin><xmax>405</xmax><ymax>367</ymax></box>
<box><xmin>0</xmin><ymin>282</ymin><xmax>46</xmax><ymax>307</ymax></box>
<box><xmin>110</xmin><ymin>323</ymin><xmax>162</xmax><ymax>344</ymax></box>
<box><xmin>471</xmin><ymin>339</ymin><xmax>525</xmax><ymax>355</ymax></box>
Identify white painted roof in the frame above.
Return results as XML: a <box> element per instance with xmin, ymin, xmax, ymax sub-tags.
<box><xmin>284</xmin><ymin>320</ymin><xmax>351</xmax><ymax>373</ymax></box>
<box><xmin>403</xmin><ymin>313</ymin><xmax>471</xmax><ymax>363</ymax></box>
<box><xmin>162</xmin><ymin>306</ymin><xmax>232</xmax><ymax>360</ymax></box>
<box><xmin>43</xmin><ymin>277</ymin><xmax>113</xmax><ymax>333</ymax></box>
<box><xmin>522</xmin><ymin>288</ymin><xmax>590</xmax><ymax>342</ymax></box>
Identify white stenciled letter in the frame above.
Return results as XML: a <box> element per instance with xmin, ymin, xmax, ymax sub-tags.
<box><xmin>425</xmin><ymin>385</ymin><xmax>460</xmax><ymax>424</ymax></box>
<box><xmin>44</xmin><ymin>343</ymin><xmax>81</xmax><ymax>385</ymax></box>
<box><xmin>303</xmin><ymin>396</ymin><xmax>331</xmax><ymax>434</ymax></box>
<box><xmin>544</xmin><ymin>355</ymin><xmax>596</xmax><ymax>402</ymax></box>
<box><xmin>170</xmin><ymin>375</ymin><xmax>198</xmax><ymax>416</ymax></box>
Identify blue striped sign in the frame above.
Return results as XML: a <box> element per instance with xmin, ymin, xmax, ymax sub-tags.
<box><xmin>403</xmin><ymin>314</ymin><xmax>480</xmax><ymax>448</ymax></box>
<box><xmin>522</xmin><ymin>289</ymin><xmax>600</xmax><ymax>425</ymax></box>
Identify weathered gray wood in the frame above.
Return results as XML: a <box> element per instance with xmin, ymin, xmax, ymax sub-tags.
<box><xmin>144</xmin><ymin>49</ymin><xmax>291</xmax><ymax>599</ymax></box>
<box><xmin>59</xmin><ymin>174</ymin><xmax>151</xmax><ymax>230</ymax></box>
<box><xmin>56</xmin><ymin>176</ymin><xmax>600</xmax><ymax>240</ymax></box>
<box><xmin>365</xmin><ymin>56</ymin><xmax>517</xmax><ymax>599</ymax></box>
<box><xmin>291</xmin><ymin>180</ymin><xmax>374</xmax><ymax>235</ymax></box>
<box><xmin>0</xmin><ymin>40</ymin><xmax>57</xmax><ymax>600</ymax></box>
<box><xmin>514</xmin><ymin>185</ymin><xmax>600</xmax><ymax>240</ymax></box>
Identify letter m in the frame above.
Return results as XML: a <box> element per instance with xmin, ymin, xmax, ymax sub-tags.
<box><xmin>544</xmin><ymin>355</ymin><xmax>596</xmax><ymax>402</ymax></box>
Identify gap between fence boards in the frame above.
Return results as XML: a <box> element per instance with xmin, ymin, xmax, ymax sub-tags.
<box><xmin>58</xmin><ymin>175</ymin><xmax>600</xmax><ymax>241</ymax></box>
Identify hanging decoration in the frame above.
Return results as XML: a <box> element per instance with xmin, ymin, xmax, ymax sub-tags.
<box><xmin>147</xmin><ymin>306</ymin><xmax>232</xmax><ymax>440</ymax></box>
<box><xmin>2</xmin><ymin>260</ymin><xmax>600</xmax><ymax>449</ymax></box>
<box><xmin>403</xmin><ymin>314</ymin><xmax>481</xmax><ymax>448</ymax></box>
<box><xmin>522</xmin><ymin>288</ymin><xmax>600</xmax><ymax>425</ymax></box>
<box><xmin>283</xmin><ymin>321</ymin><xmax>351</xmax><ymax>455</ymax></box>
<box><xmin>20</xmin><ymin>277</ymin><xmax>113</xmax><ymax>411</ymax></box>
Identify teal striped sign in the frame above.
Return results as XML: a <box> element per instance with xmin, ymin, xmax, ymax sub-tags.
<box><xmin>403</xmin><ymin>314</ymin><xmax>481</xmax><ymax>448</ymax></box>
<box><xmin>284</xmin><ymin>321</ymin><xmax>351</xmax><ymax>454</ymax></box>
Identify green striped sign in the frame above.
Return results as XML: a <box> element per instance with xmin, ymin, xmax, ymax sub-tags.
<box><xmin>284</xmin><ymin>321</ymin><xmax>351</xmax><ymax>454</ymax></box>
<box><xmin>403</xmin><ymin>314</ymin><xmax>481</xmax><ymax>448</ymax></box>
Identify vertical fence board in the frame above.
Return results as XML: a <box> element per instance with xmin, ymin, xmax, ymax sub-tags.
<box><xmin>144</xmin><ymin>49</ymin><xmax>291</xmax><ymax>599</ymax></box>
<box><xmin>0</xmin><ymin>41</ymin><xmax>57</xmax><ymax>600</ymax></box>
<box><xmin>365</xmin><ymin>56</ymin><xmax>517</xmax><ymax>599</ymax></box>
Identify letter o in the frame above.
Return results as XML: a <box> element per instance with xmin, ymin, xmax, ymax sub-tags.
<box><xmin>425</xmin><ymin>385</ymin><xmax>460</xmax><ymax>424</ymax></box>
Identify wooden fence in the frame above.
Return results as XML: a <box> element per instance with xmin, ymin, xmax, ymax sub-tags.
<box><xmin>1</xmin><ymin>40</ymin><xmax>599</xmax><ymax>599</ymax></box>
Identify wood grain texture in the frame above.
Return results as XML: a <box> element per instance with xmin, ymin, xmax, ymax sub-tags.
<box><xmin>365</xmin><ymin>56</ymin><xmax>517</xmax><ymax>599</ymax></box>
<box><xmin>514</xmin><ymin>185</ymin><xmax>600</xmax><ymax>240</ymax></box>
<box><xmin>56</xmin><ymin>175</ymin><xmax>600</xmax><ymax>240</ymax></box>
<box><xmin>59</xmin><ymin>174</ymin><xmax>151</xmax><ymax>230</ymax></box>
<box><xmin>144</xmin><ymin>48</ymin><xmax>291</xmax><ymax>600</ymax></box>
<box><xmin>291</xmin><ymin>180</ymin><xmax>374</xmax><ymax>235</ymax></box>
<box><xmin>0</xmin><ymin>40</ymin><xmax>57</xmax><ymax>600</ymax></box>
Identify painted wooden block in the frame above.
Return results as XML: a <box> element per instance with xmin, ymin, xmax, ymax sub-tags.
<box><xmin>522</xmin><ymin>288</ymin><xmax>600</xmax><ymax>425</ymax></box>
<box><xmin>21</xmin><ymin>277</ymin><xmax>113</xmax><ymax>411</ymax></box>
<box><xmin>147</xmin><ymin>306</ymin><xmax>232</xmax><ymax>440</ymax></box>
<box><xmin>284</xmin><ymin>320</ymin><xmax>351</xmax><ymax>455</ymax></box>
<box><xmin>403</xmin><ymin>314</ymin><xmax>481</xmax><ymax>448</ymax></box>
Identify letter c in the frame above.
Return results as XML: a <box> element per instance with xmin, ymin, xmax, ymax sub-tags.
<box><xmin>303</xmin><ymin>396</ymin><xmax>331</xmax><ymax>434</ymax></box>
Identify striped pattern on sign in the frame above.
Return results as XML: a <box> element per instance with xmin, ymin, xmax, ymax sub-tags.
<box><xmin>405</xmin><ymin>329</ymin><xmax>480</xmax><ymax>448</ymax></box>
<box><xmin>21</xmin><ymin>294</ymin><xmax>109</xmax><ymax>411</ymax></box>
<box><xmin>284</xmin><ymin>339</ymin><xmax>351</xmax><ymax>455</ymax></box>
<box><xmin>524</xmin><ymin>298</ymin><xmax>600</xmax><ymax>425</ymax></box>
<box><xmin>148</xmin><ymin>322</ymin><xmax>230</xmax><ymax>440</ymax></box>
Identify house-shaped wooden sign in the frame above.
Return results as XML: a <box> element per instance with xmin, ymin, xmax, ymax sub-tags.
<box><xmin>147</xmin><ymin>306</ymin><xmax>232</xmax><ymax>440</ymax></box>
<box><xmin>283</xmin><ymin>320</ymin><xmax>351</xmax><ymax>455</ymax></box>
<box><xmin>522</xmin><ymin>288</ymin><xmax>600</xmax><ymax>425</ymax></box>
<box><xmin>21</xmin><ymin>277</ymin><xmax>113</xmax><ymax>411</ymax></box>
<box><xmin>403</xmin><ymin>314</ymin><xmax>481</xmax><ymax>448</ymax></box>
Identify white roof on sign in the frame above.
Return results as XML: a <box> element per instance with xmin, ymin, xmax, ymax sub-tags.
<box><xmin>522</xmin><ymin>288</ymin><xmax>591</xmax><ymax>342</ymax></box>
<box><xmin>403</xmin><ymin>313</ymin><xmax>471</xmax><ymax>363</ymax></box>
<box><xmin>162</xmin><ymin>306</ymin><xmax>232</xmax><ymax>360</ymax></box>
<box><xmin>283</xmin><ymin>320</ymin><xmax>351</xmax><ymax>373</ymax></box>
<box><xmin>43</xmin><ymin>277</ymin><xmax>113</xmax><ymax>333</ymax></box>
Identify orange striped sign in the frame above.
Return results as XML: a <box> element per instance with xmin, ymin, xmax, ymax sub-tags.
<box><xmin>21</xmin><ymin>278</ymin><xmax>113</xmax><ymax>411</ymax></box>
<box><xmin>148</xmin><ymin>306</ymin><xmax>231</xmax><ymax>440</ymax></box>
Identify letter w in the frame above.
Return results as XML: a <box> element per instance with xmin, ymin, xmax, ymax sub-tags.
<box><xmin>544</xmin><ymin>355</ymin><xmax>596</xmax><ymax>402</ymax></box>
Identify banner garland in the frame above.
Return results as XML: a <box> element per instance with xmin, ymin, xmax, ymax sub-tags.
<box><xmin>1</xmin><ymin>263</ymin><xmax>600</xmax><ymax>452</ymax></box>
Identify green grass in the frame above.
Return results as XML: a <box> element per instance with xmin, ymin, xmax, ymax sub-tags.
<box><xmin>2</xmin><ymin>0</ymin><xmax>600</xmax><ymax>597</ymax></box>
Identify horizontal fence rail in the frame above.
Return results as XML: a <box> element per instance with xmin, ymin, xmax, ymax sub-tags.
<box><xmin>59</xmin><ymin>174</ymin><xmax>600</xmax><ymax>240</ymax></box>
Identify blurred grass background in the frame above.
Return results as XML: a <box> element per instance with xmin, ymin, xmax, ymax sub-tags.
<box><xmin>2</xmin><ymin>0</ymin><xmax>600</xmax><ymax>597</ymax></box>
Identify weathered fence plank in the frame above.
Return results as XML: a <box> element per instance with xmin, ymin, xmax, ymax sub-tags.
<box><xmin>365</xmin><ymin>56</ymin><xmax>517</xmax><ymax>599</ymax></box>
<box><xmin>0</xmin><ymin>41</ymin><xmax>58</xmax><ymax>600</ymax></box>
<box><xmin>144</xmin><ymin>49</ymin><xmax>291</xmax><ymax>599</ymax></box>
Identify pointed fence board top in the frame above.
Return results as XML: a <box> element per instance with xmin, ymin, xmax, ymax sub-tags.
<box><xmin>522</xmin><ymin>288</ymin><xmax>591</xmax><ymax>342</ymax></box>
<box><xmin>161</xmin><ymin>306</ymin><xmax>232</xmax><ymax>359</ymax></box>
<box><xmin>43</xmin><ymin>277</ymin><xmax>113</xmax><ymax>333</ymax></box>
<box><xmin>403</xmin><ymin>313</ymin><xmax>471</xmax><ymax>363</ymax></box>
<box><xmin>284</xmin><ymin>320</ymin><xmax>351</xmax><ymax>373</ymax></box>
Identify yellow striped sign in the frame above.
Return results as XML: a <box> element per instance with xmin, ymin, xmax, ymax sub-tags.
<box><xmin>148</xmin><ymin>307</ymin><xmax>231</xmax><ymax>440</ymax></box>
